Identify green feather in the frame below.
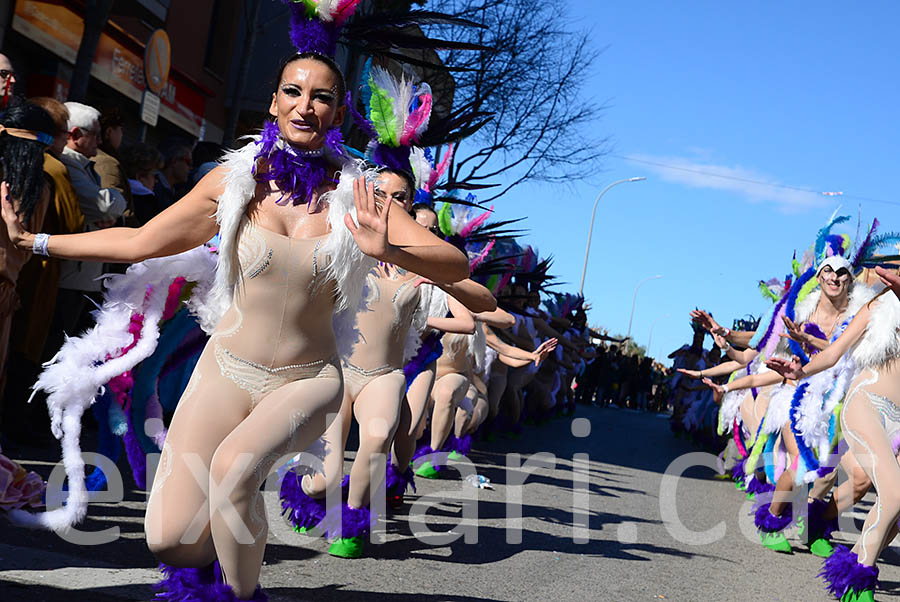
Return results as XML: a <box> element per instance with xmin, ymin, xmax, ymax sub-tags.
<box><xmin>796</xmin><ymin>277</ymin><xmax>819</xmax><ymax>305</ymax></box>
<box><xmin>438</xmin><ymin>203</ymin><xmax>454</xmax><ymax>237</ymax></box>
<box><xmin>758</xmin><ymin>281</ymin><xmax>778</xmax><ymax>302</ymax></box>
<box><xmin>792</xmin><ymin>258</ymin><xmax>802</xmax><ymax>278</ymax></box>
<box><xmin>367</xmin><ymin>80</ymin><xmax>399</xmax><ymax>146</ymax></box>
<box><xmin>298</xmin><ymin>0</ymin><xmax>318</xmax><ymax>19</ymax></box>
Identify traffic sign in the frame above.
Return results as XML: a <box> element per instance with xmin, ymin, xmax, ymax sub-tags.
<box><xmin>144</xmin><ymin>29</ymin><xmax>171</xmax><ymax>95</ymax></box>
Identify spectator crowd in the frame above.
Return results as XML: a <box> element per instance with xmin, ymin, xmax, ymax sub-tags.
<box><xmin>0</xmin><ymin>51</ymin><xmax>224</xmax><ymax>449</ymax></box>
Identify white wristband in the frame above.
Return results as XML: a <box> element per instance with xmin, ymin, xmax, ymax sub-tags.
<box><xmin>722</xmin><ymin>384</ymin><xmax>730</xmax><ymax>394</ymax></box>
<box><xmin>32</xmin><ymin>233</ymin><xmax>50</xmax><ymax>256</ymax></box>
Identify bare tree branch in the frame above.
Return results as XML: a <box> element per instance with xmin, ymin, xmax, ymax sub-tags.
<box><xmin>425</xmin><ymin>0</ymin><xmax>608</xmax><ymax>200</ymax></box>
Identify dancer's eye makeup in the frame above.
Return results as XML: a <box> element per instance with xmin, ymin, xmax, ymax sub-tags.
<box><xmin>312</xmin><ymin>90</ymin><xmax>336</xmax><ymax>103</ymax></box>
<box><xmin>280</xmin><ymin>84</ymin><xmax>301</xmax><ymax>97</ymax></box>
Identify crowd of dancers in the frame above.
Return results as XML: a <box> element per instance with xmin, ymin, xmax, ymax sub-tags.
<box><xmin>0</xmin><ymin>2</ymin><xmax>607</xmax><ymax>600</ymax></box>
<box><xmin>6</xmin><ymin>1</ymin><xmax>900</xmax><ymax>601</ymax></box>
<box><xmin>670</xmin><ymin>213</ymin><xmax>900</xmax><ymax>601</ymax></box>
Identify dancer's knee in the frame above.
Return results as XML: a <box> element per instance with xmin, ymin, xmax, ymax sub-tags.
<box><xmin>147</xmin><ymin>530</ymin><xmax>213</xmax><ymax>567</ymax></box>
<box><xmin>851</xmin><ymin>467</ymin><xmax>872</xmax><ymax>499</ymax></box>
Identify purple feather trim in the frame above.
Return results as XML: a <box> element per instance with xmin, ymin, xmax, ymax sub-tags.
<box><xmin>731</xmin><ymin>458</ymin><xmax>746</xmax><ymax>484</ymax></box>
<box><xmin>404</xmin><ymin>334</ymin><xmax>443</xmax><ymax>385</ymax></box>
<box><xmin>803</xmin><ymin>322</ymin><xmax>828</xmax><ymax>345</ymax></box>
<box><xmin>818</xmin><ymin>465</ymin><xmax>838</xmax><ymax>478</ymax></box>
<box><xmin>124</xmin><ymin>412</ymin><xmax>147</xmax><ymax>490</ymax></box>
<box><xmin>851</xmin><ymin>218</ymin><xmax>879</xmax><ymax>269</ymax></box>
<box><xmin>820</xmin><ymin>545</ymin><xmax>879</xmax><ymax>598</ymax></box>
<box><xmin>754</xmin><ymin>502</ymin><xmax>793</xmax><ymax>533</ymax></box>
<box><xmin>347</xmin><ymin>91</ymin><xmax>379</xmax><ymax>141</ymax></box>
<box><xmin>286</xmin><ymin>5</ymin><xmax>340</xmax><ymax>56</ymax></box>
<box><xmin>806</xmin><ymin>498</ymin><xmax>838</xmax><ymax>540</ymax></box>
<box><xmin>445</xmin><ymin>433</ymin><xmax>473</xmax><ymax>456</ymax></box>
<box><xmin>371</xmin><ymin>143</ymin><xmax>413</xmax><ymax>173</ymax></box>
<box><xmin>252</xmin><ymin>121</ymin><xmax>342</xmax><ymax>207</ymax></box>
<box><xmin>154</xmin><ymin>562</ymin><xmax>268</xmax><ymax>602</ymax></box>
<box><xmin>320</xmin><ymin>502</ymin><xmax>372</xmax><ymax>540</ymax></box>
<box><xmin>279</xmin><ymin>469</ymin><xmax>326</xmax><ymax>530</ymax></box>
<box><xmin>744</xmin><ymin>476</ymin><xmax>769</xmax><ymax>495</ymax></box>
<box><xmin>385</xmin><ymin>460</ymin><xmax>416</xmax><ymax>497</ymax></box>
<box><xmin>411</xmin><ymin>444</ymin><xmax>447</xmax><ymax>472</ymax></box>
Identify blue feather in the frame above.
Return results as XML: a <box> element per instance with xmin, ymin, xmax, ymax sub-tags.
<box><xmin>785</xmin><ymin>266</ymin><xmax>816</xmax><ymax>362</ymax></box>
<box><xmin>789</xmin><ymin>382</ymin><xmax>820</xmax><ymax>477</ymax></box>
<box><xmin>814</xmin><ymin>212</ymin><xmax>851</xmax><ymax>261</ymax></box>
<box><xmin>360</xmin><ymin>58</ymin><xmax>373</xmax><ymax>120</ymax></box>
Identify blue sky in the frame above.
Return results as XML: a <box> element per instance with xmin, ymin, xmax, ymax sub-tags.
<box><xmin>486</xmin><ymin>2</ymin><xmax>900</xmax><ymax>363</ymax></box>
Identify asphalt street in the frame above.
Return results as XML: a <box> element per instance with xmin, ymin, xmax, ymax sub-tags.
<box><xmin>3</xmin><ymin>405</ymin><xmax>900</xmax><ymax>602</ymax></box>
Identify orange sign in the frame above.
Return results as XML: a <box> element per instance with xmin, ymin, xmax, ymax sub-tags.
<box><xmin>144</xmin><ymin>29</ymin><xmax>170</xmax><ymax>94</ymax></box>
<box><xmin>12</xmin><ymin>0</ymin><xmax>204</xmax><ymax>136</ymax></box>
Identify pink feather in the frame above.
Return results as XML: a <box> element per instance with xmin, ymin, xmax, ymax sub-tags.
<box><xmin>469</xmin><ymin>239</ymin><xmax>495</xmax><ymax>270</ymax></box>
<box><xmin>460</xmin><ymin>205</ymin><xmax>493</xmax><ymax>238</ymax></box>
<box><xmin>427</xmin><ymin>143</ymin><xmax>455</xmax><ymax>192</ymax></box>
<box><xmin>399</xmin><ymin>93</ymin><xmax>432</xmax><ymax>146</ymax></box>
<box><xmin>332</xmin><ymin>0</ymin><xmax>361</xmax><ymax>26</ymax></box>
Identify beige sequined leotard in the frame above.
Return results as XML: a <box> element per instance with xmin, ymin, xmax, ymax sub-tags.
<box><xmin>343</xmin><ymin>268</ymin><xmax>420</xmax><ymax>395</ymax></box>
<box><xmin>198</xmin><ymin>217</ymin><xmax>342</xmax><ymax>410</ymax></box>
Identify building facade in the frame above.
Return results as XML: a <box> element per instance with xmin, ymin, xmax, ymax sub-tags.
<box><xmin>1</xmin><ymin>0</ymin><xmax>241</xmax><ymax>145</ymax></box>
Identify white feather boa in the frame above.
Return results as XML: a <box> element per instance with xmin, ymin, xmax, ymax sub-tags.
<box><xmin>402</xmin><ymin>284</ymin><xmax>448</xmax><ymax>364</ymax></box>
<box><xmin>717</xmin><ymin>387</ymin><xmax>748</xmax><ymax>435</ymax></box>
<box><xmin>760</xmin><ymin>284</ymin><xmax>878</xmax><ymax>438</ymax></box>
<box><xmin>15</xmin><ymin>142</ymin><xmax>377</xmax><ymax>532</ymax></box>
<box><xmin>851</xmin><ymin>287</ymin><xmax>900</xmax><ymax>369</ymax></box>
<box><xmin>10</xmin><ymin>246</ymin><xmax>218</xmax><ymax>532</ymax></box>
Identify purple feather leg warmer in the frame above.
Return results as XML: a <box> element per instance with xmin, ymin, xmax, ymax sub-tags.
<box><xmin>154</xmin><ymin>561</ymin><xmax>268</xmax><ymax>602</ymax></box>
<box><xmin>754</xmin><ymin>501</ymin><xmax>793</xmax><ymax>533</ymax></box>
<box><xmin>819</xmin><ymin>545</ymin><xmax>878</xmax><ymax>598</ymax></box>
<box><xmin>279</xmin><ymin>469</ymin><xmax>326</xmax><ymax>530</ymax></box>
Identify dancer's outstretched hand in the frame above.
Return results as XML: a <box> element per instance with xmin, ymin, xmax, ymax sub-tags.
<box><xmin>690</xmin><ymin>309</ymin><xmax>725</xmax><ymax>335</ymax></box>
<box><xmin>534</xmin><ymin>338</ymin><xmax>557</xmax><ymax>366</ymax></box>
<box><xmin>0</xmin><ymin>181</ymin><xmax>30</xmax><ymax>250</ymax></box>
<box><xmin>347</xmin><ymin>175</ymin><xmax>391</xmax><ymax>260</ymax></box>
<box><xmin>766</xmin><ymin>357</ymin><xmax>803</xmax><ymax>380</ymax></box>
<box><xmin>876</xmin><ymin>266</ymin><xmax>900</xmax><ymax>300</ymax></box>
<box><xmin>779</xmin><ymin>316</ymin><xmax>807</xmax><ymax>345</ymax></box>
<box><xmin>701</xmin><ymin>377</ymin><xmax>725</xmax><ymax>395</ymax></box>
<box><xmin>677</xmin><ymin>368</ymin><xmax>701</xmax><ymax>379</ymax></box>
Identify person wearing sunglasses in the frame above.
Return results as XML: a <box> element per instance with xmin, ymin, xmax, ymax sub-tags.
<box><xmin>0</xmin><ymin>54</ymin><xmax>15</xmax><ymax>111</ymax></box>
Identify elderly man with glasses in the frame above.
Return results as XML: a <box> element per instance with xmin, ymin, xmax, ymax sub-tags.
<box><xmin>55</xmin><ymin>101</ymin><xmax>127</xmax><ymax>335</ymax></box>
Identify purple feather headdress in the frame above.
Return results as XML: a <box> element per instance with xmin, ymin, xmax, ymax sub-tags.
<box><xmin>252</xmin><ymin>120</ymin><xmax>345</xmax><ymax>208</ymax></box>
<box><xmin>283</xmin><ymin>0</ymin><xmax>362</xmax><ymax>57</ymax></box>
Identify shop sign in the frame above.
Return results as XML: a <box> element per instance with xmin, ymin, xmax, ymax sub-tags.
<box><xmin>12</xmin><ymin>0</ymin><xmax>204</xmax><ymax>136</ymax></box>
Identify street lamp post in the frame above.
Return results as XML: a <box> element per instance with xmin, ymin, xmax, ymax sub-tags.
<box><xmin>579</xmin><ymin>177</ymin><xmax>647</xmax><ymax>294</ymax></box>
<box><xmin>626</xmin><ymin>275</ymin><xmax>663</xmax><ymax>341</ymax></box>
<box><xmin>647</xmin><ymin>313</ymin><xmax>671</xmax><ymax>358</ymax></box>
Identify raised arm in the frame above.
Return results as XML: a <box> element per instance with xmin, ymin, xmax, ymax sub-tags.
<box><xmin>678</xmin><ymin>359</ymin><xmax>746</xmax><ymax>379</ymax></box>
<box><xmin>348</xmin><ymin>177</ymin><xmax>468</xmax><ymax>283</ymax></box>
<box><xmin>416</xmin><ymin>277</ymin><xmax>496</xmax><ymax>314</ymax></box>
<box><xmin>2</xmin><ymin>168</ymin><xmax>223</xmax><ymax>263</ymax></box>
<box><xmin>767</xmin><ymin>304</ymin><xmax>873</xmax><ymax>380</ymax></box>
<box><xmin>474</xmin><ymin>306</ymin><xmax>516</xmax><ymax>329</ymax></box>
<box><xmin>485</xmin><ymin>325</ymin><xmax>556</xmax><ymax>364</ymax></box>
<box><xmin>702</xmin><ymin>370</ymin><xmax>783</xmax><ymax>394</ymax></box>
<box><xmin>426</xmin><ymin>296</ymin><xmax>475</xmax><ymax>335</ymax></box>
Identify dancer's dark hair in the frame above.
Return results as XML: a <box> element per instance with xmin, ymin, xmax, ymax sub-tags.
<box><xmin>0</xmin><ymin>101</ymin><xmax>55</xmax><ymax>227</ymax></box>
